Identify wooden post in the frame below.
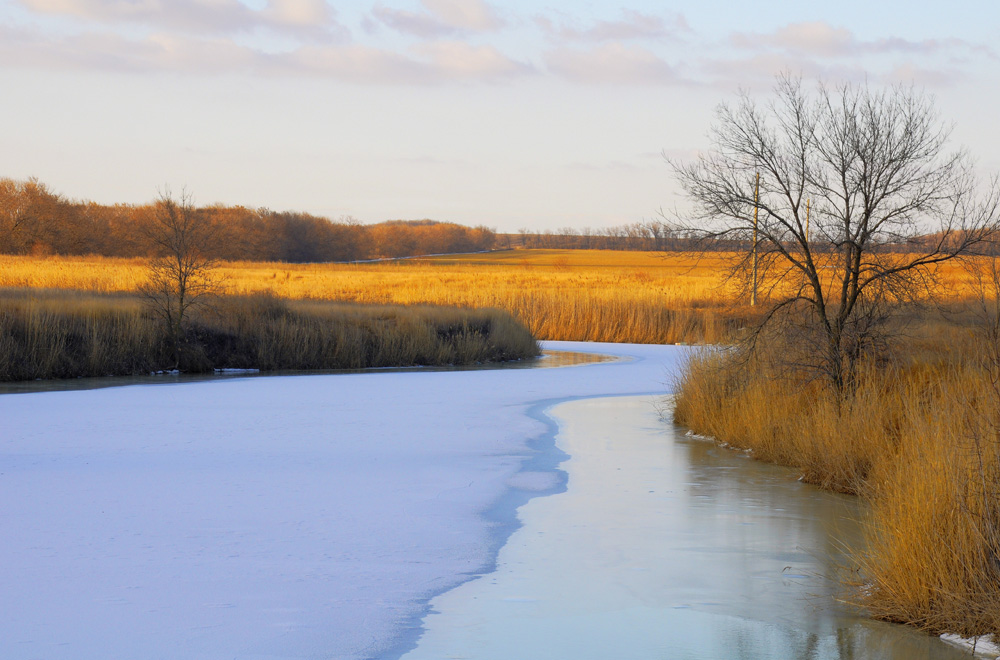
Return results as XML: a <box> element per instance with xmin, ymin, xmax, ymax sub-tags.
<box><xmin>752</xmin><ymin>172</ymin><xmax>759</xmax><ymax>307</ymax></box>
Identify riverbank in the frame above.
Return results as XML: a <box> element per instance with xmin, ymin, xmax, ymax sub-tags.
<box><xmin>0</xmin><ymin>288</ymin><xmax>539</xmax><ymax>381</ymax></box>
<box><xmin>674</xmin><ymin>317</ymin><xmax>1000</xmax><ymax>641</ymax></box>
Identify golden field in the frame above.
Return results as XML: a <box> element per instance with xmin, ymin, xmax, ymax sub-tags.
<box><xmin>0</xmin><ymin>249</ymin><xmax>754</xmax><ymax>344</ymax></box>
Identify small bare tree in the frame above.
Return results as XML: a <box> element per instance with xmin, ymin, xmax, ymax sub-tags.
<box><xmin>671</xmin><ymin>74</ymin><xmax>1000</xmax><ymax>392</ymax></box>
<box><xmin>141</xmin><ymin>188</ymin><xmax>218</xmax><ymax>369</ymax></box>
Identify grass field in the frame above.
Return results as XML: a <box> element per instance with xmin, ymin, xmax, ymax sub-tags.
<box><xmin>0</xmin><ymin>250</ymin><xmax>752</xmax><ymax>344</ymax></box>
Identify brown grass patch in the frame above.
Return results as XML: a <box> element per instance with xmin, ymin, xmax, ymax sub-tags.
<box><xmin>0</xmin><ymin>288</ymin><xmax>539</xmax><ymax>381</ymax></box>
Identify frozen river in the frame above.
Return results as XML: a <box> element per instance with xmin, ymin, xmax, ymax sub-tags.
<box><xmin>0</xmin><ymin>341</ymin><xmax>966</xmax><ymax>659</ymax></box>
<box><xmin>400</xmin><ymin>395</ymin><xmax>966</xmax><ymax>659</ymax></box>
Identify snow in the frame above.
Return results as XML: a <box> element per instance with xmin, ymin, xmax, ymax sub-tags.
<box><xmin>0</xmin><ymin>341</ymin><xmax>690</xmax><ymax>660</ymax></box>
<box><xmin>941</xmin><ymin>633</ymin><xmax>1000</xmax><ymax>658</ymax></box>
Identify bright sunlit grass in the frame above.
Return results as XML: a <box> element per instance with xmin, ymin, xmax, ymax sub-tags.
<box><xmin>0</xmin><ymin>250</ymin><xmax>748</xmax><ymax>344</ymax></box>
<box><xmin>0</xmin><ymin>249</ymin><xmax>984</xmax><ymax>347</ymax></box>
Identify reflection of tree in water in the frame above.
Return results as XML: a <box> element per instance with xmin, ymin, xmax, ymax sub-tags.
<box><xmin>721</xmin><ymin>616</ymin><xmax>967</xmax><ymax>659</ymax></box>
<box><xmin>668</xmin><ymin>423</ymin><xmax>967</xmax><ymax>659</ymax></box>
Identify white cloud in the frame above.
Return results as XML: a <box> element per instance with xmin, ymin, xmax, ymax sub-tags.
<box><xmin>761</xmin><ymin>22</ymin><xmax>853</xmax><ymax>57</ymax></box>
<box><xmin>373</xmin><ymin>0</ymin><xmax>504</xmax><ymax>38</ymax></box>
<box><xmin>700</xmin><ymin>52</ymin><xmax>844</xmax><ymax>87</ymax></box>
<box><xmin>18</xmin><ymin>0</ymin><xmax>256</xmax><ymax>31</ymax></box>
<box><xmin>544</xmin><ymin>43</ymin><xmax>684</xmax><ymax>85</ymax></box>
<box><xmin>731</xmin><ymin>21</ymin><xmax>975</xmax><ymax>60</ymax></box>
<box><xmin>372</xmin><ymin>5</ymin><xmax>453</xmax><ymax>38</ymax></box>
<box><xmin>15</xmin><ymin>0</ymin><xmax>346</xmax><ymax>39</ymax></box>
<box><xmin>0</xmin><ymin>23</ymin><xmax>258</xmax><ymax>73</ymax></box>
<box><xmin>0</xmin><ymin>23</ymin><xmax>531</xmax><ymax>84</ymax></box>
<box><xmin>276</xmin><ymin>40</ymin><xmax>531</xmax><ymax>83</ymax></box>
<box><xmin>277</xmin><ymin>43</ymin><xmax>429</xmax><ymax>82</ymax></box>
<box><xmin>264</xmin><ymin>0</ymin><xmax>328</xmax><ymax>25</ymax></box>
<box><xmin>535</xmin><ymin>9</ymin><xmax>688</xmax><ymax>43</ymax></box>
<box><xmin>421</xmin><ymin>0</ymin><xmax>503</xmax><ymax>32</ymax></box>
<box><xmin>717</xmin><ymin>22</ymin><xmax>984</xmax><ymax>89</ymax></box>
<box><xmin>885</xmin><ymin>62</ymin><xmax>961</xmax><ymax>87</ymax></box>
<box><xmin>416</xmin><ymin>41</ymin><xmax>531</xmax><ymax>81</ymax></box>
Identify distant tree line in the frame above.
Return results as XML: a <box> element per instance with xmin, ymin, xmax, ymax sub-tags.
<box><xmin>3</xmin><ymin>177</ymin><xmax>971</xmax><ymax>261</ymax></box>
<box><xmin>503</xmin><ymin>222</ymin><xmax>994</xmax><ymax>255</ymax></box>
<box><xmin>504</xmin><ymin>222</ymin><xmax>700</xmax><ymax>251</ymax></box>
<box><xmin>0</xmin><ymin>178</ymin><xmax>496</xmax><ymax>262</ymax></box>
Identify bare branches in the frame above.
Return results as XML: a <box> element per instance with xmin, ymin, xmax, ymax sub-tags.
<box><xmin>671</xmin><ymin>75</ymin><xmax>1000</xmax><ymax>392</ymax></box>
<box><xmin>140</xmin><ymin>188</ymin><xmax>219</xmax><ymax>369</ymax></box>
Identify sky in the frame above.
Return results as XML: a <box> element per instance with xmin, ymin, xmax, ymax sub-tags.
<box><xmin>0</xmin><ymin>0</ymin><xmax>998</xmax><ymax>232</ymax></box>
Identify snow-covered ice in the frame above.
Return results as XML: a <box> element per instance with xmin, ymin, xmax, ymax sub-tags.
<box><xmin>0</xmin><ymin>341</ymin><xmax>688</xmax><ymax>660</ymax></box>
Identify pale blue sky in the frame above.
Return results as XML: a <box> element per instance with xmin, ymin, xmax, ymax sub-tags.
<box><xmin>1</xmin><ymin>0</ymin><xmax>997</xmax><ymax>231</ymax></box>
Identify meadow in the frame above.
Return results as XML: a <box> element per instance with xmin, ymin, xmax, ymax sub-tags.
<box><xmin>0</xmin><ymin>249</ymin><xmax>750</xmax><ymax>345</ymax></box>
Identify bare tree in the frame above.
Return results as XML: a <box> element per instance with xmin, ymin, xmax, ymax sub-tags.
<box><xmin>0</xmin><ymin>177</ymin><xmax>59</xmax><ymax>254</ymax></box>
<box><xmin>671</xmin><ymin>74</ymin><xmax>1000</xmax><ymax>392</ymax></box>
<box><xmin>141</xmin><ymin>188</ymin><xmax>218</xmax><ymax>369</ymax></box>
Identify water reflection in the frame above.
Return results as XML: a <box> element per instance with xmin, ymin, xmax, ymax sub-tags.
<box><xmin>0</xmin><ymin>349</ymin><xmax>619</xmax><ymax>395</ymax></box>
<box><xmin>397</xmin><ymin>395</ymin><xmax>965</xmax><ymax>660</ymax></box>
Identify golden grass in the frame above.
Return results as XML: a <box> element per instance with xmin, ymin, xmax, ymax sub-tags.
<box><xmin>0</xmin><ymin>250</ymin><xmax>746</xmax><ymax>344</ymax></box>
<box><xmin>0</xmin><ymin>288</ymin><xmax>539</xmax><ymax>380</ymax></box>
<box><xmin>2</xmin><ymin>250</ymin><xmax>983</xmax><ymax>346</ymax></box>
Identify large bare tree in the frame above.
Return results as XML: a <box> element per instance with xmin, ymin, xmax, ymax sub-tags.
<box><xmin>141</xmin><ymin>188</ymin><xmax>218</xmax><ymax>369</ymax></box>
<box><xmin>672</xmin><ymin>75</ymin><xmax>1000</xmax><ymax>391</ymax></box>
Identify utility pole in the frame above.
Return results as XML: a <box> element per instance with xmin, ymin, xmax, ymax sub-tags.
<box><xmin>805</xmin><ymin>198</ymin><xmax>810</xmax><ymax>244</ymax></box>
<box><xmin>751</xmin><ymin>172</ymin><xmax>759</xmax><ymax>307</ymax></box>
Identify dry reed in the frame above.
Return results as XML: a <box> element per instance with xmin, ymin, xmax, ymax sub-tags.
<box><xmin>0</xmin><ymin>288</ymin><xmax>538</xmax><ymax>381</ymax></box>
<box><xmin>673</xmin><ymin>312</ymin><xmax>1000</xmax><ymax>638</ymax></box>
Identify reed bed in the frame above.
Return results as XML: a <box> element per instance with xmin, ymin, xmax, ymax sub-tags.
<box><xmin>0</xmin><ymin>288</ymin><xmax>538</xmax><ymax>381</ymax></box>
<box><xmin>673</xmin><ymin>313</ymin><xmax>1000</xmax><ymax>638</ymax></box>
<box><xmin>0</xmin><ymin>250</ymin><xmax>746</xmax><ymax>344</ymax></box>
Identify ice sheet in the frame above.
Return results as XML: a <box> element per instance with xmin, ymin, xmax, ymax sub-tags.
<box><xmin>0</xmin><ymin>341</ymin><xmax>688</xmax><ymax>660</ymax></box>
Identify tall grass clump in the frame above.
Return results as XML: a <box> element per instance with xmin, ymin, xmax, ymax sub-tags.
<box><xmin>860</xmin><ymin>373</ymin><xmax>1000</xmax><ymax>636</ymax></box>
<box><xmin>191</xmin><ymin>294</ymin><xmax>539</xmax><ymax>371</ymax></box>
<box><xmin>0</xmin><ymin>290</ymin><xmax>160</xmax><ymax>380</ymax></box>
<box><xmin>0</xmin><ymin>289</ymin><xmax>539</xmax><ymax>382</ymax></box>
<box><xmin>673</xmin><ymin>311</ymin><xmax>1000</xmax><ymax>637</ymax></box>
<box><xmin>673</xmin><ymin>348</ymin><xmax>900</xmax><ymax>494</ymax></box>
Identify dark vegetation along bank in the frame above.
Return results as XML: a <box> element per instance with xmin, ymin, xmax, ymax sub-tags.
<box><xmin>0</xmin><ymin>288</ymin><xmax>540</xmax><ymax>382</ymax></box>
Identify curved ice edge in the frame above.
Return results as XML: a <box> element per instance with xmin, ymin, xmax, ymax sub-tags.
<box><xmin>377</xmin><ymin>389</ymin><xmax>666</xmax><ymax>660</ymax></box>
